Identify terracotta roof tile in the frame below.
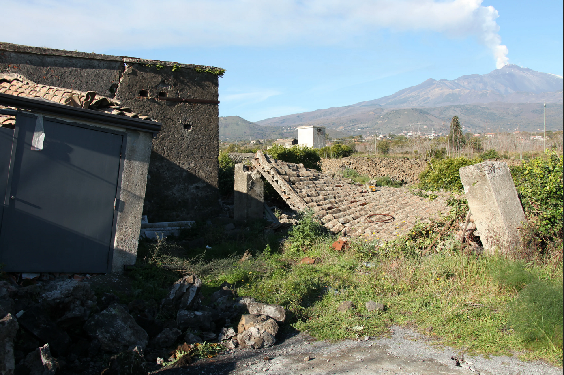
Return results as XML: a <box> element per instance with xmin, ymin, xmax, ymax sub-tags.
<box><xmin>0</xmin><ymin>73</ymin><xmax>153</xmax><ymax>127</ymax></box>
<box><xmin>252</xmin><ymin>150</ymin><xmax>451</xmax><ymax>242</ymax></box>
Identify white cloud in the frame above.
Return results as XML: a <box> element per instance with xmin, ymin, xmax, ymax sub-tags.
<box><xmin>221</xmin><ymin>89</ymin><xmax>281</xmax><ymax>105</ymax></box>
<box><xmin>1</xmin><ymin>0</ymin><xmax>508</xmax><ymax>67</ymax></box>
<box><xmin>245</xmin><ymin>106</ymin><xmax>310</xmax><ymax>122</ymax></box>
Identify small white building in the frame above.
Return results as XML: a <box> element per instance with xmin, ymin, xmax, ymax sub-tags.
<box><xmin>297</xmin><ymin>125</ymin><xmax>326</xmax><ymax>149</ymax></box>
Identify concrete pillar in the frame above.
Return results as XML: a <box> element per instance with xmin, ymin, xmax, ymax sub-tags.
<box><xmin>234</xmin><ymin>164</ymin><xmax>264</xmax><ymax>222</ymax></box>
<box><xmin>459</xmin><ymin>161</ymin><xmax>526</xmax><ymax>255</ymax></box>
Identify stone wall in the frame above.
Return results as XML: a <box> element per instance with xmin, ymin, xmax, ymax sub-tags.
<box><xmin>0</xmin><ymin>42</ymin><xmax>221</xmax><ymax>222</ymax></box>
<box><xmin>321</xmin><ymin>157</ymin><xmax>428</xmax><ymax>184</ymax></box>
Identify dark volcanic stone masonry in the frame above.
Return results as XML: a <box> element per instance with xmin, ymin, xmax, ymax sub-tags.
<box><xmin>253</xmin><ymin>151</ymin><xmax>450</xmax><ymax>242</ymax></box>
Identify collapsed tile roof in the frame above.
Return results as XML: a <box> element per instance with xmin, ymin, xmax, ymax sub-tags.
<box><xmin>252</xmin><ymin>151</ymin><xmax>450</xmax><ymax>241</ymax></box>
<box><xmin>0</xmin><ymin>73</ymin><xmax>153</xmax><ymax>127</ymax></box>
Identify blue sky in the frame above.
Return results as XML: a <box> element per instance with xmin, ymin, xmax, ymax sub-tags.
<box><xmin>1</xmin><ymin>0</ymin><xmax>562</xmax><ymax>122</ymax></box>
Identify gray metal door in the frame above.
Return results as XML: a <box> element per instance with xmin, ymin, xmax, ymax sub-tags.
<box><xmin>0</xmin><ymin>113</ymin><xmax>124</xmax><ymax>273</ymax></box>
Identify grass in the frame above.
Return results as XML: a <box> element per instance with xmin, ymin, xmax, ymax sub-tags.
<box><xmin>132</xmin><ymin>202</ymin><xmax>563</xmax><ymax>366</ymax></box>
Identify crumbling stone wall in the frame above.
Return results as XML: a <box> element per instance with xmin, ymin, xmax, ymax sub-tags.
<box><xmin>0</xmin><ymin>42</ymin><xmax>220</xmax><ymax>222</ymax></box>
<box><xmin>321</xmin><ymin>157</ymin><xmax>428</xmax><ymax>184</ymax></box>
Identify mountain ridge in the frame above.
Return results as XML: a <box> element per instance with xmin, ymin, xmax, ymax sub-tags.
<box><xmin>221</xmin><ymin>65</ymin><xmax>562</xmax><ymax>140</ymax></box>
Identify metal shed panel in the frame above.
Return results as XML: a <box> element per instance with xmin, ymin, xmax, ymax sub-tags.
<box><xmin>0</xmin><ymin>126</ymin><xmax>15</xmax><ymax>228</ymax></box>
<box><xmin>0</xmin><ymin>113</ymin><xmax>123</xmax><ymax>273</ymax></box>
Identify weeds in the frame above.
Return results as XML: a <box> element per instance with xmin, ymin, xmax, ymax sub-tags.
<box><xmin>131</xmin><ymin>168</ymin><xmax>562</xmax><ymax>366</ymax></box>
<box><xmin>508</xmin><ymin>281</ymin><xmax>563</xmax><ymax>355</ymax></box>
<box><xmin>341</xmin><ymin>167</ymin><xmax>370</xmax><ymax>184</ymax></box>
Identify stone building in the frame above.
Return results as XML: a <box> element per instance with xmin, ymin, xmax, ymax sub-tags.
<box><xmin>0</xmin><ymin>42</ymin><xmax>223</xmax><ymax>222</ymax></box>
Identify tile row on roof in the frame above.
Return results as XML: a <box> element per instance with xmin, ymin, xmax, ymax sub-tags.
<box><xmin>252</xmin><ymin>150</ymin><xmax>450</xmax><ymax>241</ymax></box>
<box><xmin>0</xmin><ymin>73</ymin><xmax>153</xmax><ymax>127</ymax></box>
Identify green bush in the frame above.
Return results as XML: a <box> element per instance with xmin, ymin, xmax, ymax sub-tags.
<box><xmin>418</xmin><ymin>157</ymin><xmax>478</xmax><ymax>192</ymax></box>
<box><xmin>508</xmin><ymin>280</ymin><xmax>563</xmax><ymax>353</ymax></box>
<box><xmin>286</xmin><ymin>211</ymin><xmax>326</xmax><ymax>255</ymax></box>
<box><xmin>511</xmin><ymin>152</ymin><xmax>563</xmax><ymax>242</ymax></box>
<box><xmin>376</xmin><ymin>140</ymin><xmax>391</xmax><ymax>155</ymax></box>
<box><xmin>266</xmin><ymin>145</ymin><xmax>321</xmax><ymax>171</ymax></box>
<box><xmin>318</xmin><ymin>144</ymin><xmax>354</xmax><ymax>159</ymax></box>
<box><xmin>218</xmin><ymin>152</ymin><xmax>236</xmax><ymax>196</ymax></box>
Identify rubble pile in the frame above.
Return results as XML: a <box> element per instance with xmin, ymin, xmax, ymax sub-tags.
<box><xmin>0</xmin><ymin>273</ymin><xmax>286</xmax><ymax>374</ymax></box>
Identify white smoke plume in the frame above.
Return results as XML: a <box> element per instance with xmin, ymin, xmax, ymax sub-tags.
<box><xmin>1</xmin><ymin>0</ymin><xmax>508</xmax><ymax>67</ymax></box>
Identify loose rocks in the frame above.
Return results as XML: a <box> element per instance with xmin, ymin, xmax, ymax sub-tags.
<box><xmin>84</xmin><ymin>303</ymin><xmax>148</xmax><ymax>353</ymax></box>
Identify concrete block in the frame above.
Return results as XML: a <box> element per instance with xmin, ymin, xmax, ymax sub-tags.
<box><xmin>234</xmin><ymin>164</ymin><xmax>264</xmax><ymax>222</ymax></box>
<box><xmin>459</xmin><ymin>161</ymin><xmax>526</xmax><ymax>255</ymax></box>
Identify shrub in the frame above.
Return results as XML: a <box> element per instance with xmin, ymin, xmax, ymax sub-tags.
<box><xmin>318</xmin><ymin>144</ymin><xmax>354</xmax><ymax>159</ymax></box>
<box><xmin>511</xmin><ymin>152</ymin><xmax>563</xmax><ymax>243</ymax></box>
<box><xmin>376</xmin><ymin>140</ymin><xmax>391</xmax><ymax>155</ymax></box>
<box><xmin>418</xmin><ymin>157</ymin><xmax>478</xmax><ymax>192</ymax></box>
<box><xmin>218</xmin><ymin>152</ymin><xmax>236</xmax><ymax>196</ymax></box>
<box><xmin>266</xmin><ymin>145</ymin><xmax>321</xmax><ymax>171</ymax></box>
<box><xmin>286</xmin><ymin>211</ymin><xmax>326</xmax><ymax>255</ymax></box>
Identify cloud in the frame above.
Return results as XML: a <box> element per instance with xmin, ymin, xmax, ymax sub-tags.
<box><xmin>245</xmin><ymin>106</ymin><xmax>310</xmax><ymax>122</ymax></box>
<box><xmin>1</xmin><ymin>0</ymin><xmax>508</xmax><ymax>67</ymax></box>
<box><xmin>221</xmin><ymin>89</ymin><xmax>281</xmax><ymax>105</ymax></box>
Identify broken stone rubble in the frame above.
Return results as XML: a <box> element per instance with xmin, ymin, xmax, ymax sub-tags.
<box><xmin>252</xmin><ymin>151</ymin><xmax>450</xmax><ymax>241</ymax></box>
<box><xmin>0</xmin><ymin>273</ymin><xmax>287</xmax><ymax>374</ymax></box>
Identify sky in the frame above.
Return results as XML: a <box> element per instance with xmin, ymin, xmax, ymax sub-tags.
<box><xmin>1</xmin><ymin>0</ymin><xmax>562</xmax><ymax>122</ymax></box>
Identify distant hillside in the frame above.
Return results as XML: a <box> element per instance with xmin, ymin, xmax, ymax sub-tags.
<box><xmin>219</xmin><ymin>116</ymin><xmax>291</xmax><ymax>141</ymax></box>
<box><xmin>219</xmin><ymin>116</ymin><xmax>348</xmax><ymax>141</ymax></box>
<box><xmin>255</xmin><ymin>65</ymin><xmax>563</xmax><ymax>135</ymax></box>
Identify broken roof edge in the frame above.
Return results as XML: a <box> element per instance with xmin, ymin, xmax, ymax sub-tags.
<box><xmin>0</xmin><ymin>42</ymin><xmax>224</xmax><ymax>73</ymax></box>
<box><xmin>0</xmin><ymin>93</ymin><xmax>162</xmax><ymax>133</ymax></box>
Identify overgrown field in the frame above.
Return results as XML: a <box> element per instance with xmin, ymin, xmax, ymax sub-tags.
<box><xmin>136</xmin><ymin>152</ymin><xmax>563</xmax><ymax>366</ymax></box>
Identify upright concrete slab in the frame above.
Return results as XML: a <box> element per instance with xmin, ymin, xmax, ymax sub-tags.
<box><xmin>459</xmin><ymin>161</ymin><xmax>526</xmax><ymax>255</ymax></box>
<box><xmin>234</xmin><ymin>164</ymin><xmax>264</xmax><ymax>222</ymax></box>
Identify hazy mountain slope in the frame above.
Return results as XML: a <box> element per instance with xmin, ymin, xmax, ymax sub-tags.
<box><xmin>254</xmin><ymin>65</ymin><xmax>562</xmax><ymax>135</ymax></box>
<box><xmin>219</xmin><ymin>116</ymin><xmax>348</xmax><ymax>141</ymax></box>
<box><xmin>219</xmin><ymin>116</ymin><xmax>296</xmax><ymax>141</ymax></box>
<box><xmin>356</xmin><ymin>64</ymin><xmax>563</xmax><ymax>108</ymax></box>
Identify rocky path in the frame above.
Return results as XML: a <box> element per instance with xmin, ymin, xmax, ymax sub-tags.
<box><xmin>157</xmin><ymin>327</ymin><xmax>562</xmax><ymax>375</ymax></box>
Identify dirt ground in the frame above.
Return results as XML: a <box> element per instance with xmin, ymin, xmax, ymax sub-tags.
<box><xmin>154</xmin><ymin>326</ymin><xmax>562</xmax><ymax>375</ymax></box>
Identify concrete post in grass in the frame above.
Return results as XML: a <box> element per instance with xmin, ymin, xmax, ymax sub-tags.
<box><xmin>234</xmin><ymin>163</ymin><xmax>264</xmax><ymax>222</ymax></box>
<box><xmin>459</xmin><ymin>161</ymin><xmax>526</xmax><ymax>255</ymax></box>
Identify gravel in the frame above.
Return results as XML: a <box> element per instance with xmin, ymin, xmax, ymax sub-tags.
<box><xmin>154</xmin><ymin>326</ymin><xmax>562</xmax><ymax>375</ymax></box>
